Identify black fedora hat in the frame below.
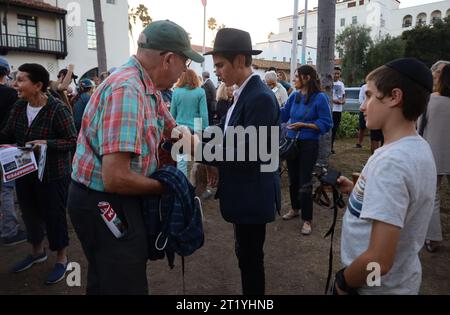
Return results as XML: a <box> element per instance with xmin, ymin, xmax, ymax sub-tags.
<box><xmin>204</xmin><ymin>28</ymin><xmax>262</xmax><ymax>56</ymax></box>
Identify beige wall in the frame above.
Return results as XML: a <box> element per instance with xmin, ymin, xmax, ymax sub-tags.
<box><xmin>4</xmin><ymin>11</ymin><xmax>59</xmax><ymax>39</ymax></box>
<box><xmin>1</xmin><ymin>0</ymin><xmax>130</xmax><ymax>80</ymax></box>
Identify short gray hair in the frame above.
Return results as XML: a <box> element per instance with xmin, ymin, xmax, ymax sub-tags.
<box><xmin>431</xmin><ymin>60</ymin><xmax>450</xmax><ymax>72</ymax></box>
<box><xmin>264</xmin><ymin>71</ymin><xmax>277</xmax><ymax>83</ymax></box>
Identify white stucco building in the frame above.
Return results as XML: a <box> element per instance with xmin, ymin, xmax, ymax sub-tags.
<box><xmin>0</xmin><ymin>0</ymin><xmax>130</xmax><ymax>80</ymax></box>
<box><xmin>256</xmin><ymin>0</ymin><xmax>450</xmax><ymax>62</ymax></box>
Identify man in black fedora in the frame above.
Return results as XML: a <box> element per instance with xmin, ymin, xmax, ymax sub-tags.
<box><xmin>192</xmin><ymin>28</ymin><xmax>281</xmax><ymax>295</ymax></box>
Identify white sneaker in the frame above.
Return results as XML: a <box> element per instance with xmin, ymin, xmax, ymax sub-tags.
<box><xmin>301</xmin><ymin>222</ymin><xmax>312</xmax><ymax>235</ymax></box>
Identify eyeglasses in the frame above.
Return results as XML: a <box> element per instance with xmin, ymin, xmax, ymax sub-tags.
<box><xmin>160</xmin><ymin>51</ymin><xmax>192</xmax><ymax>68</ymax></box>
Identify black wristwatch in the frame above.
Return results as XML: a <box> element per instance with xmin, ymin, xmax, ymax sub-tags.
<box><xmin>335</xmin><ymin>268</ymin><xmax>359</xmax><ymax>295</ymax></box>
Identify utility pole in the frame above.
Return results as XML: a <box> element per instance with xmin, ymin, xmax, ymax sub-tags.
<box><xmin>316</xmin><ymin>0</ymin><xmax>336</xmax><ymax>166</ymax></box>
<box><xmin>202</xmin><ymin>0</ymin><xmax>207</xmax><ymax>72</ymax></box>
<box><xmin>301</xmin><ymin>0</ymin><xmax>308</xmax><ymax>65</ymax></box>
<box><xmin>290</xmin><ymin>0</ymin><xmax>299</xmax><ymax>83</ymax></box>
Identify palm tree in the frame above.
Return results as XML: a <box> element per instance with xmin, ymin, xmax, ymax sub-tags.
<box><xmin>316</xmin><ymin>0</ymin><xmax>336</xmax><ymax>165</ymax></box>
<box><xmin>128</xmin><ymin>4</ymin><xmax>152</xmax><ymax>51</ymax></box>
<box><xmin>207</xmin><ymin>17</ymin><xmax>217</xmax><ymax>32</ymax></box>
<box><xmin>93</xmin><ymin>0</ymin><xmax>107</xmax><ymax>74</ymax></box>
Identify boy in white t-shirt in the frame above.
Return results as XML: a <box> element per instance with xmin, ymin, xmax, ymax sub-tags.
<box><xmin>331</xmin><ymin>67</ymin><xmax>345</xmax><ymax>153</ymax></box>
<box><xmin>334</xmin><ymin>58</ymin><xmax>437</xmax><ymax>295</ymax></box>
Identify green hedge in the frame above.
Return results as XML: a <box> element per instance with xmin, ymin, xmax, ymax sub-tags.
<box><xmin>337</xmin><ymin>112</ymin><xmax>359</xmax><ymax>138</ymax></box>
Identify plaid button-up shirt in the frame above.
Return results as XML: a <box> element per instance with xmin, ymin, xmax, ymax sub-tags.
<box><xmin>72</xmin><ymin>56</ymin><xmax>176</xmax><ymax>191</ymax></box>
<box><xmin>0</xmin><ymin>96</ymin><xmax>77</xmax><ymax>182</ymax></box>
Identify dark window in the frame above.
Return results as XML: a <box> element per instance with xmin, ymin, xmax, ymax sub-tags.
<box><xmin>359</xmin><ymin>0</ymin><xmax>365</xmax><ymax>5</ymax></box>
<box><xmin>17</xmin><ymin>15</ymin><xmax>38</xmax><ymax>49</ymax></box>
<box><xmin>298</xmin><ymin>31</ymin><xmax>302</xmax><ymax>40</ymax></box>
<box><xmin>352</xmin><ymin>16</ymin><xmax>358</xmax><ymax>24</ymax></box>
<box><xmin>431</xmin><ymin>16</ymin><xmax>441</xmax><ymax>24</ymax></box>
<box><xmin>340</xmin><ymin>18</ymin><xmax>345</xmax><ymax>27</ymax></box>
<box><xmin>348</xmin><ymin>2</ymin><xmax>356</xmax><ymax>8</ymax></box>
<box><xmin>403</xmin><ymin>16</ymin><xmax>412</xmax><ymax>28</ymax></box>
<box><xmin>87</xmin><ymin>20</ymin><xmax>96</xmax><ymax>50</ymax></box>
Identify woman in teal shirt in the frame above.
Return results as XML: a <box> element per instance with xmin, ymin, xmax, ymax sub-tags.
<box><xmin>170</xmin><ymin>69</ymin><xmax>209</xmax><ymax>132</ymax></box>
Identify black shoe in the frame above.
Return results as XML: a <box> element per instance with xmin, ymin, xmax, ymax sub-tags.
<box><xmin>331</xmin><ymin>149</ymin><xmax>336</xmax><ymax>154</ymax></box>
<box><xmin>354</xmin><ymin>144</ymin><xmax>362</xmax><ymax>148</ymax></box>
<box><xmin>3</xmin><ymin>230</ymin><xmax>27</xmax><ymax>247</ymax></box>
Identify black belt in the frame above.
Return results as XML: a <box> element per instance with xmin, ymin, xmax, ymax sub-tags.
<box><xmin>71</xmin><ymin>180</ymin><xmax>99</xmax><ymax>193</ymax></box>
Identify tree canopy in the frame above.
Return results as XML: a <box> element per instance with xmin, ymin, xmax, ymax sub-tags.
<box><xmin>402</xmin><ymin>17</ymin><xmax>450</xmax><ymax>67</ymax></box>
<box><xmin>336</xmin><ymin>25</ymin><xmax>373</xmax><ymax>86</ymax></box>
<box><xmin>365</xmin><ymin>35</ymin><xmax>405</xmax><ymax>74</ymax></box>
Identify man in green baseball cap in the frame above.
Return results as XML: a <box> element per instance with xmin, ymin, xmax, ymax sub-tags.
<box><xmin>68</xmin><ymin>19</ymin><xmax>204</xmax><ymax>295</ymax></box>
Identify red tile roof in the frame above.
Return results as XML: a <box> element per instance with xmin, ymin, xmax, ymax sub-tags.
<box><xmin>0</xmin><ymin>0</ymin><xmax>66</xmax><ymax>15</ymax></box>
<box><xmin>252</xmin><ymin>59</ymin><xmax>299</xmax><ymax>71</ymax></box>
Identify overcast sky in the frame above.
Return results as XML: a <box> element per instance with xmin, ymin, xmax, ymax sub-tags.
<box><xmin>128</xmin><ymin>0</ymin><xmax>445</xmax><ymax>50</ymax></box>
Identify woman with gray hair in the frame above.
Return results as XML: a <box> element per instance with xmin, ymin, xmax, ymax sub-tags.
<box><xmin>431</xmin><ymin>60</ymin><xmax>450</xmax><ymax>92</ymax></box>
<box><xmin>421</xmin><ymin>62</ymin><xmax>450</xmax><ymax>253</ymax></box>
<box><xmin>265</xmin><ymin>71</ymin><xmax>288</xmax><ymax>107</ymax></box>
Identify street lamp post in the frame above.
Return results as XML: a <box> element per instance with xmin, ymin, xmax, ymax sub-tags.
<box><xmin>202</xmin><ymin>0</ymin><xmax>207</xmax><ymax>72</ymax></box>
<box><xmin>302</xmin><ymin>0</ymin><xmax>308</xmax><ymax>65</ymax></box>
<box><xmin>290</xmin><ymin>0</ymin><xmax>299</xmax><ymax>83</ymax></box>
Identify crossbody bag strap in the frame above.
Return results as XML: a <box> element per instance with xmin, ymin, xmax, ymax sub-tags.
<box><xmin>290</xmin><ymin>93</ymin><xmax>317</xmax><ymax>140</ymax></box>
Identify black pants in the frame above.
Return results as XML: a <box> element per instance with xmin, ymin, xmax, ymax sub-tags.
<box><xmin>234</xmin><ymin>224</ymin><xmax>266</xmax><ymax>295</ymax></box>
<box><xmin>332</xmin><ymin>111</ymin><xmax>342</xmax><ymax>148</ymax></box>
<box><xmin>68</xmin><ymin>181</ymin><xmax>148</xmax><ymax>295</ymax></box>
<box><xmin>286</xmin><ymin>140</ymin><xmax>319</xmax><ymax>222</ymax></box>
<box><xmin>15</xmin><ymin>173</ymin><xmax>69</xmax><ymax>251</ymax></box>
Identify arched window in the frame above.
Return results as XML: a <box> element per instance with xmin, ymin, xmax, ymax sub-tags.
<box><xmin>416</xmin><ymin>12</ymin><xmax>427</xmax><ymax>26</ymax></box>
<box><xmin>446</xmin><ymin>8</ymin><xmax>450</xmax><ymax>19</ymax></box>
<box><xmin>431</xmin><ymin>10</ymin><xmax>442</xmax><ymax>24</ymax></box>
<box><xmin>402</xmin><ymin>15</ymin><xmax>412</xmax><ymax>28</ymax></box>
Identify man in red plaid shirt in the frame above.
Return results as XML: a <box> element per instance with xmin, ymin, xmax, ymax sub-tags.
<box><xmin>68</xmin><ymin>20</ymin><xmax>204</xmax><ymax>295</ymax></box>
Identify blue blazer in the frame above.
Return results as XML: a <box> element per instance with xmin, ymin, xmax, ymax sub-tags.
<box><xmin>201</xmin><ymin>75</ymin><xmax>281</xmax><ymax>224</ymax></box>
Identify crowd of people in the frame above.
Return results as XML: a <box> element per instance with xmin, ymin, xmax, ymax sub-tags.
<box><xmin>0</xmin><ymin>18</ymin><xmax>449</xmax><ymax>295</ymax></box>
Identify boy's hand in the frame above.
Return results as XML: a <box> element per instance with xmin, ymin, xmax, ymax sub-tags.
<box><xmin>337</xmin><ymin>176</ymin><xmax>354</xmax><ymax>194</ymax></box>
<box><xmin>206</xmin><ymin>166</ymin><xmax>219</xmax><ymax>188</ymax></box>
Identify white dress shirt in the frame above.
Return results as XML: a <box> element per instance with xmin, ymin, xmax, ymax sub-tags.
<box><xmin>224</xmin><ymin>73</ymin><xmax>259</xmax><ymax>132</ymax></box>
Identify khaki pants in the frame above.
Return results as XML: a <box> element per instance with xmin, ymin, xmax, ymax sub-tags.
<box><xmin>426</xmin><ymin>175</ymin><xmax>450</xmax><ymax>241</ymax></box>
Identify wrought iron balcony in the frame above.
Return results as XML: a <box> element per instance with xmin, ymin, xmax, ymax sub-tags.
<box><xmin>0</xmin><ymin>33</ymin><xmax>67</xmax><ymax>58</ymax></box>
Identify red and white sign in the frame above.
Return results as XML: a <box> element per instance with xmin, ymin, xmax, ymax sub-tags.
<box><xmin>0</xmin><ymin>146</ymin><xmax>38</xmax><ymax>182</ymax></box>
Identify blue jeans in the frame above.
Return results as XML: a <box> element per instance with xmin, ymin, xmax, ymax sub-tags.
<box><xmin>0</xmin><ymin>180</ymin><xmax>19</xmax><ymax>238</ymax></box>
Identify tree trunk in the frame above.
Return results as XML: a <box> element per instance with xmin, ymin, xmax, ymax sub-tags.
<box><xmin>316</xmin><ymin>0</ymin><xmax>336</xmax><ymax>166</ymax></box>
<box><xmin>93</xmin><ymin>0</ymin><xmax>107</xmax><ymax>74</ymax></box>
